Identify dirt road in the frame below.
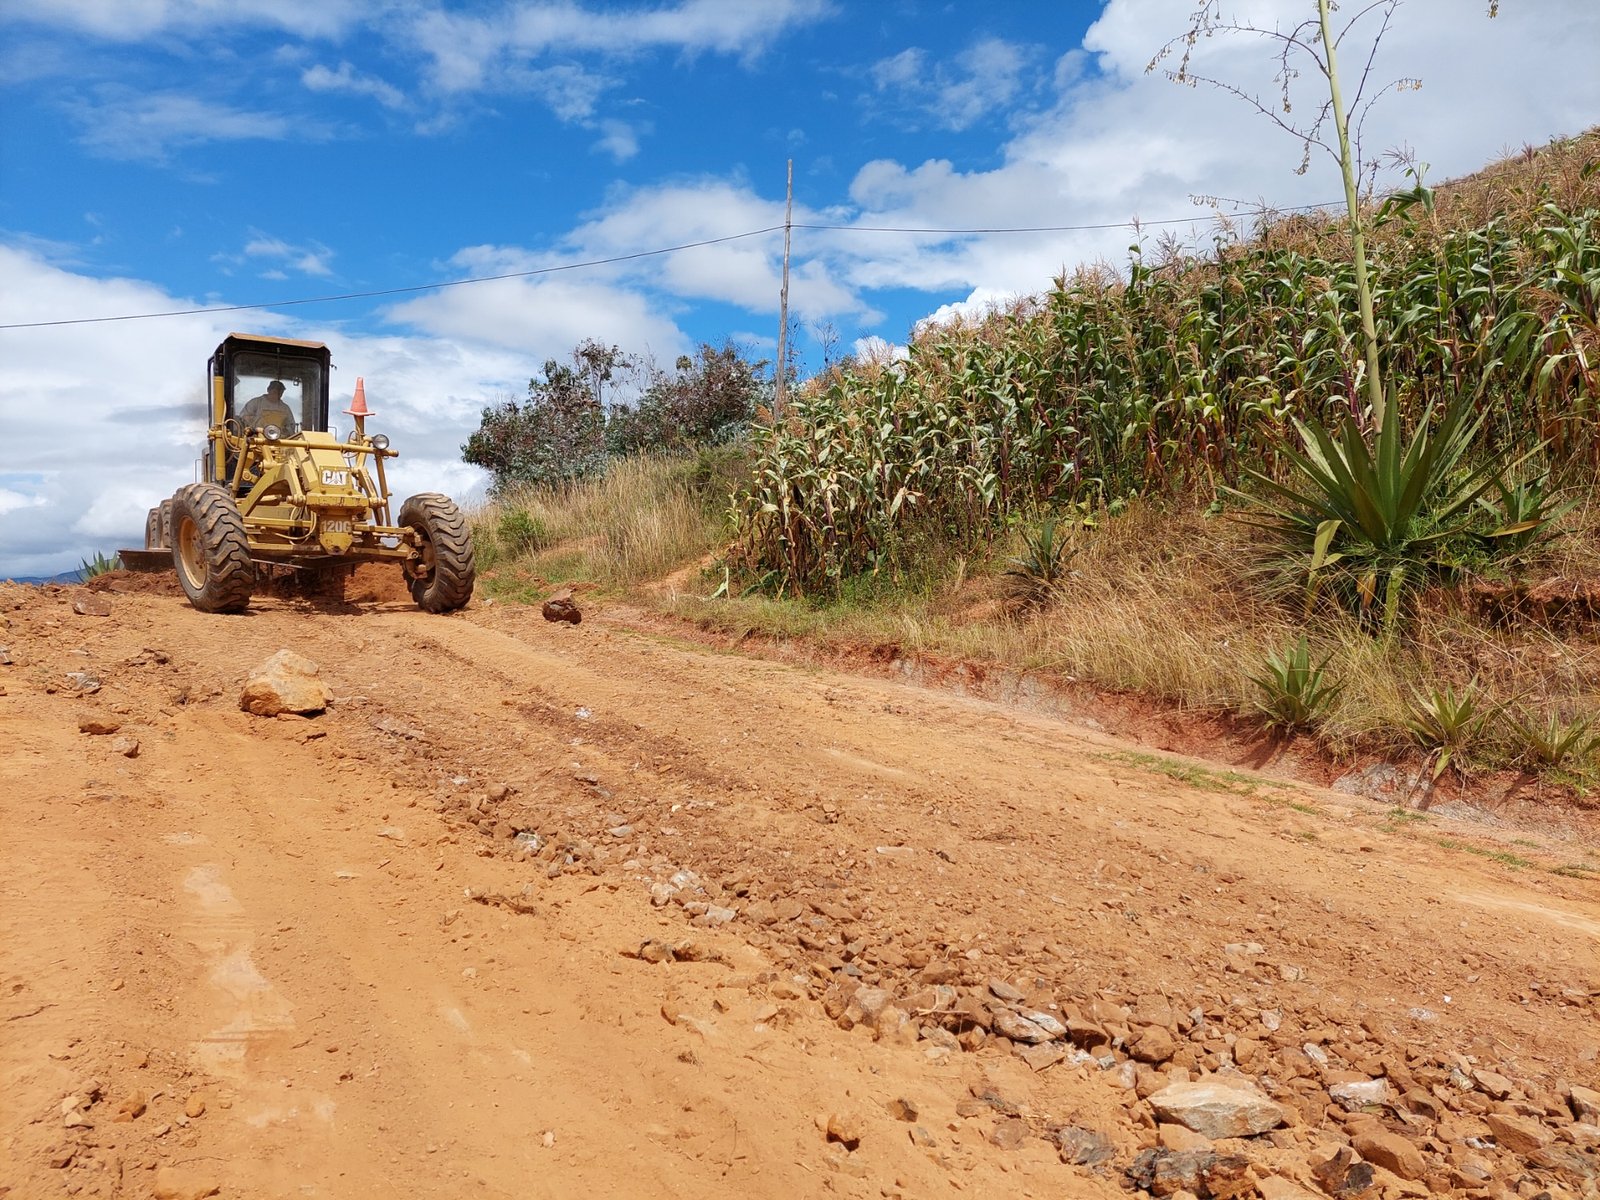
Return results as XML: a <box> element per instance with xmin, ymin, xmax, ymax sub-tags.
<box><xmin>2</xmin><ymin>575</ymin><xmax>1597</xmax><ymax>1199</ymax></box>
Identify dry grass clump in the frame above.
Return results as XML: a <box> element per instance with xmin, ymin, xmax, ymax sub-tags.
<box><xmin>471</xmin><ymin>455</ymin><xmax>724</xmax><ymax>589</ymax></box>
<box><xmin>1035</xmin><ymin>503</ymin><xmax>1297</xmax><ymax>708</ymax></box>
<box><xmin>1528</xmin><ymin>486</ymin><xmax>1600</xmax><ymax>580</ymax></box>
<box><xmin>666</xmin><ymin>557</ymin><xmax>1050</xmax><ymax>667</ymax></box>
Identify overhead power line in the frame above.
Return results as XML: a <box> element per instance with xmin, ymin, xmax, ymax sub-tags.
<box><xmin>796</xmin><ymin>203</ymin><xmax>1341</xmax><ymax>234</ymax></box>
<box><xmin>0</xmin><ymin>227</ymin><xmax>786</xmax><ymax>332</ymax></box>
<box><xmin>0</xmin><ymin>201</ymin><xmax>1345</xmax><ymax>332</ymax></box>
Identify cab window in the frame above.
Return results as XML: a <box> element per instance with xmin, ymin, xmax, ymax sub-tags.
<box><xmin>230</xmin><ymin>354</ymin><xmax>324</xmax><ymax>432</ymax></box>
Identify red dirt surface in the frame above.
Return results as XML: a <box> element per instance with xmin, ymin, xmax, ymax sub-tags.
<box><xmin>2</xmin><ymin>579</ymin><xmax>1596</xmax><ymax>1199</ymax></box>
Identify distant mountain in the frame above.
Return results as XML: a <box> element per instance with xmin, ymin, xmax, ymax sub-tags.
<box><xmin>2</xmin><ymin>570</ymin><xmax>87</xmax><ymax>585</ymax></box>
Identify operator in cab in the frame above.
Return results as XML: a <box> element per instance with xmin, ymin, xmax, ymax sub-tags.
<box><xmin>239</xmin><ymin>380</ymin><xmax>298</xmax><ymax>435</ymax></box>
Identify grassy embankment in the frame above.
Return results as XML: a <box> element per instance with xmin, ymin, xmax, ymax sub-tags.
<box><xmin>475</xmin><ymin>132</ymin><xmax>1600</xmax><ymax>788</ymax></box>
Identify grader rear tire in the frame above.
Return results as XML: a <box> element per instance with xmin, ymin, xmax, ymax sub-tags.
<box><xmin>144</xmin><ymin>497</ymin><xmax>175</xmax><ymax>550</ymax></box>
<box><xmin>398</xmin><ymin>492</ymin><xmax>475</xmax><ymax>613</ymax></box>
<box><xmin>171</xmin><ymin>483</ymin><xmax>254</xmax><ymax>613</ymax></box>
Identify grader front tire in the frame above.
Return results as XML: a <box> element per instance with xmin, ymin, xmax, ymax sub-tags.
<box><xmin>398</xmin><ymin>493</ymin><xmax>476</xmax><ymax>613</ymax></box>
<box><xmin>171</xmin><ymin>483</ymin><xmax>255</xmax><ymax>613</ymax></box>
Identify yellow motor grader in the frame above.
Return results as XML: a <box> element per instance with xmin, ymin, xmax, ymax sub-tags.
<box><xmin>123</xmin><ymin>333</ymin><xmax>475</xmax><ymax>614</ymax></box>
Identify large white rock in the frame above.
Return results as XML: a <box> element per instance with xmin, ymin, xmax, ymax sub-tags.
<box><xmin>239</xmin><ymin>649</ymin><xmax>332</xmax><ymax>717</ymax></box>
<box><xmin>1330</xmin><ymin>1078</ymin><xmax>1390</xmax><ymax>1107</ymax></box>
<box><xmin>1148</xmin><ymin>1079</ymin><xmax>1288</xmax><ymax>1138</ymax></box>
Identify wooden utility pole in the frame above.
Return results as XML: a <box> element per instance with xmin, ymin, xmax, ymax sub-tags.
<box><xmin>775</xmin><ymin>158</ymin><xmax>793</xmax><ymax>418</ymax></box>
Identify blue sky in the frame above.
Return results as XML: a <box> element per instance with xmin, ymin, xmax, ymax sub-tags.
<box><xmin>1</xmin><ymin>0</ymin><xmax>1597</xmax><ymax>576</ymax></box>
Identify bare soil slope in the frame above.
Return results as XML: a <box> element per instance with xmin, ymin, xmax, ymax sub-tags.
<box><xmin>2</xmin><ymin>576</ymin><xmax>1597</xmax><ymax>1200</ymax></box>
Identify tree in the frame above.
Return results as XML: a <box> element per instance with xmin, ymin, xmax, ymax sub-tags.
<box><xmin>462</xmin><ymin>340</ymin><xmax>632</xmax><ymax>492</ymax></box>
<box><xmin>1149</xmin><ymin>0</ymin><xmax>1415</xmax><ymax>431</ymax></box>
<box><xmin>606</xmin><ymin>342</ymin><xmax>767</xmax><ymax>456</ymax></box>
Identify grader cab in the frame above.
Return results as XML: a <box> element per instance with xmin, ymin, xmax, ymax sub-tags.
<box><xmin>126</xmin><ymin>334</ymin><xmax>474</xmax><ymax>614</ymax></box>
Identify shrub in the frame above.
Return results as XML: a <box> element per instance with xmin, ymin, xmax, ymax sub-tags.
<box><xmin>497</xmin><ymin>509</ymin><xmax>549</xmax><ymax>556</ymax></box>
<box><xmin>462</xmin><ymin>341</ymin><xmax>627</xmax><ymax>493</ymax></box>
<box><xmin>608</xmin><ymin>343</ymin><xmax>766</xmax><ymax>456</ymax></box>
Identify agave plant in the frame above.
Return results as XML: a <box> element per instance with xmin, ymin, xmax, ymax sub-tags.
<box><xmin>1473</xmin><ymin>471</ymin><xmax>1573</xmax><ymax>556</ymax></box>
<box><xmin>77</xmin><ymin>551</ymin><xmax>121</xmax><ymax>580</ymax></box>
<box><xmin>1228</xmin><ymin>386</ymin><xmax>1542</xmax><ymax>633</ymax></box>
<box><xmin>1250</xmin><ymin>635</ymin><xmax>1342</xmax><ymax>732</ymax></box>
<box><xmin>1502</xmin><ymin>707</ymin><xmax>1599</xmax><ymax>770</ymax></box>
<box><xmin>1002</xmin><ymin>515</ymin><xmax>1078</xmax><ymax>609</ymax></box>
<box><xmin>1406</xmin><ymin>680</ymin><xmax>1493</xmax><ymax>780</ymax></box>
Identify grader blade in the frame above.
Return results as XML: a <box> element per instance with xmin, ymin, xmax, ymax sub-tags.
<box><xmin>117</xmin><ymin>549</ymin><xmax>174</xmax><ymax>572</ymax></box>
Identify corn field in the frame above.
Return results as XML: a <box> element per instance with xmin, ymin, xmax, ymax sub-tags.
<box><xmin>736</xmin><ymin>168</ymin><xmax>1600</xmax><ymax>593</ymax></box>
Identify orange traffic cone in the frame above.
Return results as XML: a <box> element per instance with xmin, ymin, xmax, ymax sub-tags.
<box><xmin>345</xmin><ymin>377</ymin><xmax>373</xmax><ymax>417</ymax></box>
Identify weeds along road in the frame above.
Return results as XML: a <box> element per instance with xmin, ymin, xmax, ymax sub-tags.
<box><xmin>2</xmin><ymin>576</ymin><xmax>1597</xmax><ymax>1199</ymax></box>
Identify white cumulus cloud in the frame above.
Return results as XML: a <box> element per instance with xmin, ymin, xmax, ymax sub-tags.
<box><xmin>867</xmin><ymin>37</ymin><xmax>1033</xmax><ymax>132</ymax></box>
<box><xmin>408</xmin><ymin>0</ymin><xmax>835</xmax><ymax>95</ymax></box>
<box><xmin>301</xmin><ymin>61</ymin><xmax>407</xmax><ymax>110</ymax></box>
<box><xmin>3</xmin><ymin>0</ymin><xmax>371</xmax><ymax>41</ymax></box>
<box><xmin>68</xmin><ymin>90</ymin><xmax>306</xmax><ymax>163</ymax></box>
